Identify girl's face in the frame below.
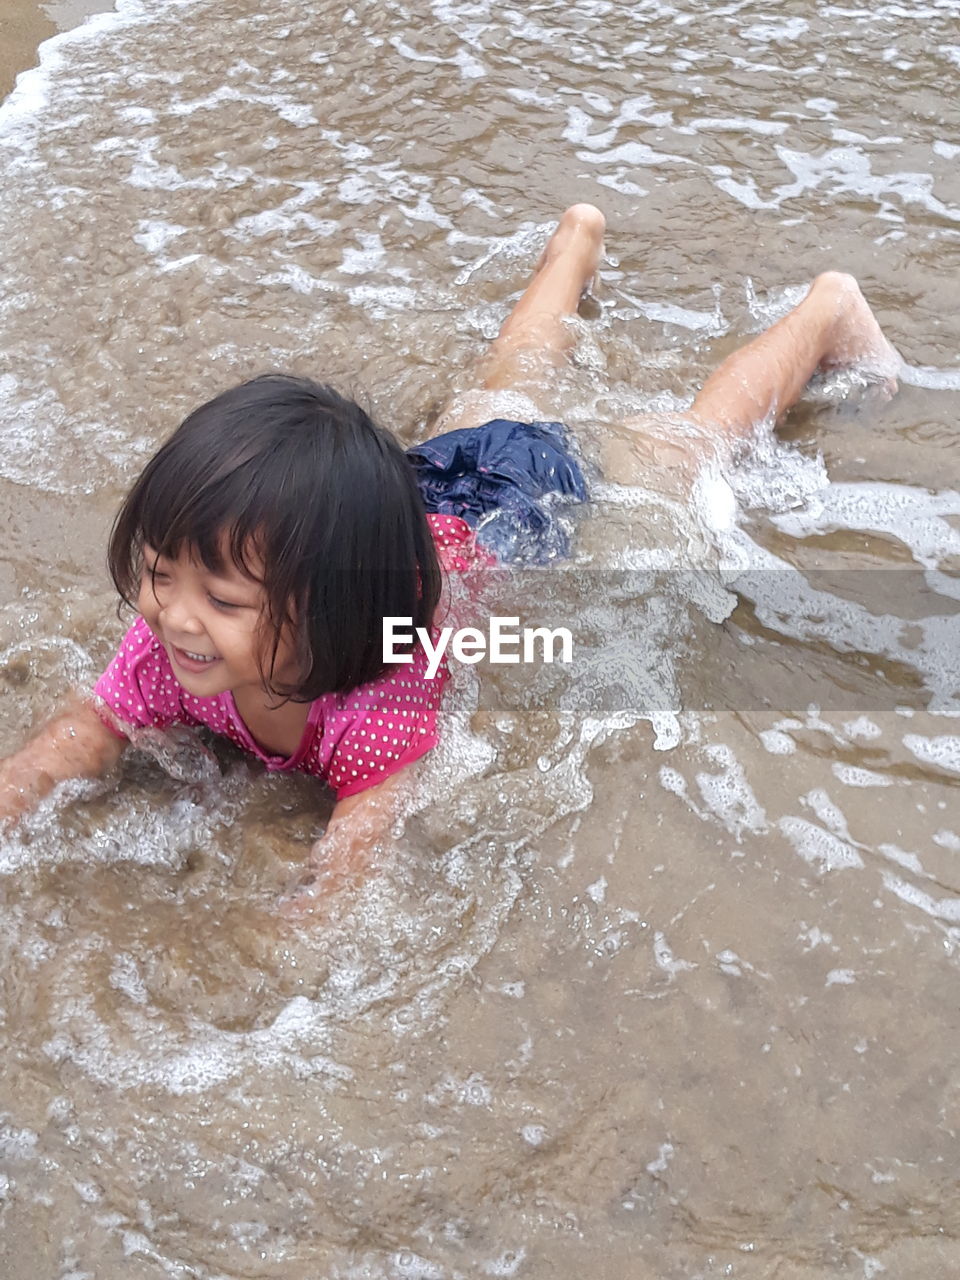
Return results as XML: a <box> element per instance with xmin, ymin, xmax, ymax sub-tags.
<box><xmin>138</xmin><ymin>541</ymin><xmax>297</xmax><ymax>702</ymax></box>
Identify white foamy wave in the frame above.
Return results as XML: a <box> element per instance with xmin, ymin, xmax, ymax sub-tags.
<box><xmin>771</xmin><ymin>482</ymin><xmax>960</xmax><ymax>569</ymax></box>
<box><xmin>898</xmin><ymin>362</ymin><xmax>960</xmax><ymax>391</ymax></box>
<box><xmin>41</xmin><ymin>985</ymin><xmax>351</xmax><ymax>1096</ymax></box>
<box><xmin>741</xmin><ymin>17</ymin><xmax>810</xmax><ymax>43</ymax></box>
<box><xmin>832</xmin><ymin>763</ymin><xmax>894</xmax><ymax>788</ymax></box>
<box><xmin>0</xmin><ymin>760</ymin><xmax>249</xmax><ymax>877</ymax></box>
<box><xmin>778</xmin><ymin>816</ymin><xmax>864</xmax><ymax>871</ymax></box>
<box><xmin>695</xmin><ymin>743</ymin><xmax>768</xmax><ymax>840</ymax></box>
<box><xmin>712</xmin><ymin>482</ymin><xmax>960</xmax><ymax>714</ymax></box>
<box><xmin>714</xmin><ymin>144</ymin><xmax>960</xmax><ymax>224</ymax></box>
<box><xmin>685</xmin><ymin>117</ymin><xmax>791</xmax><ymax>137</ymax></box>
<box><xmin>882</xmin><ymin>872</ymin><xmax>960</xmax><ymax>925</ymax></box>
<box><xmin>902</xmin><ymin>733</ymin><xmax>960</xmax><ymax>777</ymax></box>
<box><xmin>0</xmin><ymin>0</ymin><xmax>192</xmax><ymax>149</ymax></box>
<box><xmin>616</xmin><ymin>291</ymin><xmax>726</xmax><ymax>335</ymax></box>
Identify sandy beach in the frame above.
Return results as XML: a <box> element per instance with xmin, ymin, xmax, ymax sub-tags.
<box><xmin>1</xmin><ymin>2</ymin><xmax>960</xmax><ymax>1277</ymax></box>
<box><xmin>0</xmin><ymin>0</ymin><xmax>112</xmax><ymax>100</ymax></box>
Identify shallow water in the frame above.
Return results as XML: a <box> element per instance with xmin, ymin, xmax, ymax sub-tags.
<box><xmin>1</xmin><ymin>1</ymin><xmax>960</xmax><ymax>1277</ymax></box>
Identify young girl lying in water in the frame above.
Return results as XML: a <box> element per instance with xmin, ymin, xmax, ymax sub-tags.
<box><xmin>0</xmin><ymin>204</ymin><xmax>899</xmax><ymax>900</ymax></box>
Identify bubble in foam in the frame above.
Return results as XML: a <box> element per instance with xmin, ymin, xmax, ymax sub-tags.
<box><xmin>903</xmin><ymin>734</ymin><xmax>960</xmax><ymax>777</ymax></box>
<box><xmin>693</xmin><ymin>467</ymin><xmax>738</xmax><ymax>536</ymax></box>
<box><xmin>650</xmin><ymin>711</ymin><xmax>682</xmax><ymax>750</ymax></box>
<box><xmin>778</xmin><ymin>816</ymin><xmax>864</xmax><ymax>871</ymax></box>
<box><xmin>721</xmin><ymin>422</ymin><xmax>829</xmax><ymax>515</ymax></box>
<box><xmin>843</xmin><ymin>717</ymin><xmax>883</xmax><ymax>741</ymax></box>
<box><xmin>803</xmin><ymin>788</ymin><xmax>852</xmax><ymax>841</ymax></box>
<box><xmin>0</xmin><ymin>1123</ymin><xmax>39</xmax><ymax>1160</ymax></box>
<box><xmin>653</xmin><ymin>931</ymin><xmax>696</xmax><ymax>979</ymax></box>
<box><xmin>832</xmin><ymin>763</ymin><xmax>893</xmax><ymax>788</ymax></box>
<box><xmin>481</xmin><ymin>1247</ymin><xmax>527</xmax><ymax>1277</ymax></box>
<box><xmin>883</xmin><ymin>872</ymin><xmax>960</xmax><ymax>924</ymax></box>
<box><xmin>391</xmin><ymin>1251</ymin><xmax>445</xmax><ymax>1280</ymax></box>
<box><xmin>659</xmin><ymin>766</ymin><xmax>688</xmax><ymax>797</ymax></box>
<box><xmin>741</xmin><ymin>16</ymin><xmax>809</xmax><ymax>42</ymax></box>
<box><xmin>899</xmin><ymin>362</ymin><xmax>960</xmax><ymax>392</ymax></box>
<box><xmin>695</xmin><ymin>744</ymin><xmax>767</xmax><ymax>839</ymax></box>
<box><xmin>878</xmin><ymin>843</ymin><xmax>924</xmax><ymax>875</ymax></box>
<box><xmin>109</xmin><ymin>953</ymin><xmax>149</xmax><ymax>1006</ymax></box>
<box><xmin>760</xmin><ymin>729</ymin><xmax>796</xmax><ymax>755</ymax></box>
<box><xmin>772</xmin><ymin>482</ymin><xmax>960</xmax><ymax>570</ymax></box>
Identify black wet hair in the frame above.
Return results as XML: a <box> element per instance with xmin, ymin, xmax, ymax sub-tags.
<box><xmin>108</xmin><ymin>374</ymin><xmax>442</xmax><ymax>699</ymax></box>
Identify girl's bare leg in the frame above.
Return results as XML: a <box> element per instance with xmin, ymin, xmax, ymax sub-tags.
<box><xmin>603</xmin><ymin>271</ymin><xmax>900</xmax><ymax>484</ymax></box>
<box><xmin>688</xmin><ymin>270</ymin><xmax>900</xmax><ymax>444</ymax></box>
<box><xmin>430</xmin><ymin>204</ymin><xmax>606</xmax><ymax>435</ymax></box>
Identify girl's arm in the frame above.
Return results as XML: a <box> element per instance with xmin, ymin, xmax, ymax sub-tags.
<box><xmin>0</xmin><ymin>698</ymin><xmax>127</xmax><ymax>826</ymax></box>
<box><xmin>282</xmin><ymin>769</ymin><xmax>407</xmax><ymax>912</ymax></box>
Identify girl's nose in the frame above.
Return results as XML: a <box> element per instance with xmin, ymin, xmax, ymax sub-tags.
<box><xmin>160</xmin><ymin>594</ymin><xmax>204</xmax><ymax>635</ymax></box>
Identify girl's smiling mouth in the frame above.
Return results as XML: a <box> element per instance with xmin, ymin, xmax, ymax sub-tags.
<box><xmin>171</xmin><ymin>645</ymin><xmax>220</xmax><ymax>672</ymax></box>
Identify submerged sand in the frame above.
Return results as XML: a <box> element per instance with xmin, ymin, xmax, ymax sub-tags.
<box><xmin>2</xmin><ymin>2</ymin><xmax>960</xmax><ymax>1276</ymax></box>
<box><xmin>0</xmin><ymin>0</ymin><xmax>113</xmax><ymax>100</ymax></box>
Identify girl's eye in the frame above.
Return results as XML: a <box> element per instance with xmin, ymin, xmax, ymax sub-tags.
<box><xmin>209</xmin><ymin>594</ymin><xmax>240</xmax><ymax>611</ymax></box>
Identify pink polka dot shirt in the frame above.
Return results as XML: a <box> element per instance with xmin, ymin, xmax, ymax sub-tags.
<box><xmin>93</xmin><ymin>514</ymin><xmax>478</xmax><ymax>799</ymax></box>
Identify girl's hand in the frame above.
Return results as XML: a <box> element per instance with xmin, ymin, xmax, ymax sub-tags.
<box><xmin>279</xmin><ymin>771</ymin><xmax>407</xmax><ymax>917</ymax></box>
<box><xmin>0</xmin><ymin>698</ymin><xmax>127</xmax><ymax>828</ymax></box>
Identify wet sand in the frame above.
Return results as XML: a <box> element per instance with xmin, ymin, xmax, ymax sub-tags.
<box><xmin>2</xmin><ymin>1</ymin><xmax>960</xmax><ymax>1275</ymax></box>
<box><xmin>0</xmin><ymin>0</ymin><xmax>112</xmax><ymax>100</ymax></box>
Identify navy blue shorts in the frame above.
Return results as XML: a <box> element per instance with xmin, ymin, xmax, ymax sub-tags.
<box><xmin>407</xmin><ymin>418</ymin><xmax>588</xmax><ymax>563</ymax></box>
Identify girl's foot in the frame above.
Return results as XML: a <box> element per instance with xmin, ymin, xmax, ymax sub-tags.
<box><xmin>534</xmin><ymin>202</ymin><xmax>606</xmax><ymax>296</ymax></box>
<box><xmin>812</xmin><ymin>271</ymin><xmax>901</xmax><ymax>394</ymax></box>
<box><xmin>688</xmin><ymin>268</ymin><xmax>900</xmax><ymax>446</ymax></box>
<box><xmin>426</xmin><ymin>203</ymin><xmax>607</xmax><ymax>432</ymax></box>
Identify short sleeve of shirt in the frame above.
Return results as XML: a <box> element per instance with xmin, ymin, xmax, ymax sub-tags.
<box><xmin>318</xmin><ymin>630</ymin><xmax>448</xmax><ymax>800</ymax></box>
<box><xmin>93</xmin><ymin>616</ymin><xmax>191</xmax><ymax>735</ymax></box>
